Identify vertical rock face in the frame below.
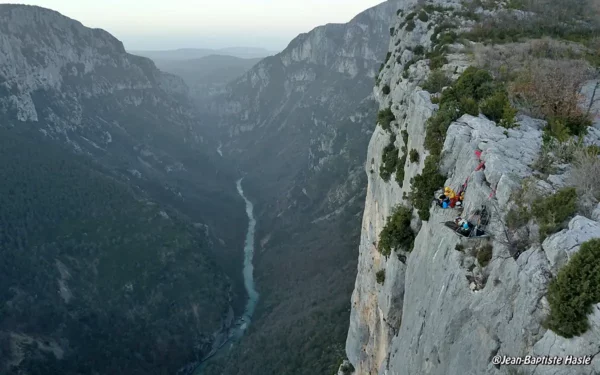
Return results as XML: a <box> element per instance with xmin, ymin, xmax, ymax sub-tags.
<box><xmin>346</xmin><ymin>2</ymin><xmax>600</xmax><ymax>375</ymax></box>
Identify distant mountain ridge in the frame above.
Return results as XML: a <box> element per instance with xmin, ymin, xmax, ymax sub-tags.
<box><xmin>130</xmin><ymin>47</ymin><xmax>278</xmax><ymax>61</ymax></box>
<box><xmin>151</xmin><ymin>54</ymin><xmax>263</xmax><ymax>102</ymax></box>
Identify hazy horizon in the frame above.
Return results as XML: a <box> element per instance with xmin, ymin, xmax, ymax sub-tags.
<box><xmin>1</xmin><ymin>0</ymin><xmax>385</xmax><ymax>50</ymax></box>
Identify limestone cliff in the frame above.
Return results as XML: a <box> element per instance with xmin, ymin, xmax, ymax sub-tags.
<box><xmin>345</xmin><ymin>1</ymin><xmax>600</xmax><ymax>374</ymax></box>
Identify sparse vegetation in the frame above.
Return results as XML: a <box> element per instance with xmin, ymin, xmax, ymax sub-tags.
<box><xmin>463</xmin><ymin>0</ymin><xmax>600</xmax><ymax>45</ymax></box>
<box><xmin>545</xmin><ymin>239</ymin><xmax>600</xmax><ymax>338</ymax></box>
<box><xmin>380</xmin><ymin>135</ymin><xmax>399</xmax><ymax>181</ymax></box>
<box><xmin>480</xmin><ymin>89</ymin><xmax>518</xmax><ymax>127</ymax></box>
<box><xmin>377</xmin><ymin>107</ymin><xmax>396</xmax><ymax>131</ymax></box>
<box><xmin>378</xmin><ymin>205</ymin><xmax>415</xmax><ymax>257</ymax></box>
<box><xmin>390</xmin><ymin>27</ymin><xmax>395</xmax><ymax>36</ymax></box>
<box><xmin>422</xmin><ymin>69</ymin><xmax>452</xmax><ymax>93</ymax></box>
<box><xmin>413</xmin><ymin>45</ymin><xmax>425</xmax><ymax>55</ymax></box>
<box><xmin>511</xmin><ymin>58</ymin><xmax>594</xmax><ymax>136</ymax></box>
<box><xmin>409</xmin><ymin>149</ymin><xmax>420</xmax><ymax>163</ymax></box>
<box><xmin>423</xmin><ymin>4</ymin><xmax>453</xmax><ymax>14</ymax></box>
<box><xmin>418</xmin><ymin>11</ymin><xmax>429</xmax><ymax>22</ymax></box>
<box><xmin>476</xmin><ymin>243</ymin><xmax>494</xmax><ymax>267</ymax></box>
<box><xmin>376</xmin><ymin>270</ymin><xmax>386</xmax><ymax>285</ymax></box>
<box><xmin>395</xmin><ymin>130</ymin><xmax>409</xmax><ymax>187</ymax></box>
<box><xmin>505</xmin><ymin>206</ymin><xmax>532</xmax><ymax>230</ymax></box>
<box><xmin>340</xmin><ymin>361</ymin><xmax>355</xmax><ymax>375</ymax></box>
<box><xmin>532</xmin><ymin>187</ymin><xmax>578</xmax><ymax>240</ymax></box>
<box><xmin>569</xmin><ymin>146</ymin><xmax>600</xmax><ymax>213</ymax></box>
<box><xmin>406</xmin><ymin>20</ymin><xmax>416</xmax><ymax>32</ymax></box>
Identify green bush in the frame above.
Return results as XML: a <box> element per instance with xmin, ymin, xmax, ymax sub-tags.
<box><xmin>395</xmin><ymin>130</ymin><xmax>409</xmax><ymax>186</ymax></box>
<box><xmin>409</xmin><ymin>149</ymin><xmax>420</xmax><ymax>163</ymax></box>
<box><xmin>532</xmin><ymin>187</ymin><xmax>578</xmax><ymax>240</ymax></box>
<box><xmin>401</xmin><ymin>129</ymin><xmax>409</xmax><ymax>145</ymax></box>
<box><xmin>480</xmin><ymin>90</ymin><xmax>517</xmax><ymax>127</ymax></box>
<box><xmin>545</xmin><ymin>239</ymin><xmax>600</xmax><ymax>338</ymax></box>
<box><xmin>405</xmin><ymin>11</ymin><xmax>416</xmax><ymax>21</ymax></box>
<box><xmin>396</xmin><ymin>154</ymin><xmax>407</xmax><ymax>186</ymax></box>
<box><xmin>382</xmin><ymin>84</ymin><xmax>391</xmax><ymax>95</ymax></box>
<box><xmin>588</xmin><ymin>145</ymin><xmax>600</xmax><ymax>155</ymax></box>
<box><xmin>429</xmin><ymin>54</ymin><xmax>448</xmax><ymax>69</ymax></box>
<box><xmin>410</xmin><ymin>155</ymin><xmax>446</xmax><ymax>220</ymax></box>
<box><xmin>377</xmin><ymin>108</ymin><xmax>396</xmax><ymax>131</ymax></box>
<box><xmin>406</xmin><ymin>20</ymin><xmax>416</xmax><ymax>32</ymax></box>
<box><xmin>390</xmin><ymin>27</ymin><xmax>395</xmax><ymax>36</ymax></box>
<box><xmin>413</xmin><ymin>45</ymin><xmax>425</xmax><ymax>55</ymax></box>
<box><xmin>460</xmin><ymin>96</ymin><xmax>480</xmax><ymax>116</ymax></box>
<box><xmin>477</xmin><ymin>244</ymin><xmax>494</xmax><ymax>267</ymax></box>
<box><xmin>378</xmin><ymin>205</ymin><xmax>415</xmax><ymax>256</ymax></box>
<box><xmin>384</xmin><ymin>51</ymin><xmax>392</xmax><ymax>64</ymax></box>
<box><xmin>376</xmin><ymin>270</ymin><xmax>386</xmax><ymax>285</ymax></box>
<box><xmin>423</xmin><ymin>4</ymin><xmax>452</xmax><ymax>13</ymax></box>
<box><xmin>544</xmin><ymin>118</ymin><xmax>572</xmax><ymax>142</ymax></box>
<box><xmin>437</xmin><ymin>31</ymin><xmax>458</xmax><ymax>45</ymax></box>
<box><xmin>380</xmin><ymin>135</ymin><xmax>399</xmax><ymax>181</ymax></box>
<box><xmin>418</xmin><ymin>11</ymin><xmax>429</xmax><ymax>22</ymax></box>
<box><xmin>423</xmin><ymin>69</ymin><xmax>451</xmax><ymax>93</ymax></box>
<box><xmin>396</xmin><ymin>9</ymin><xmax>403</xmax><ymax>16</ymax></box>
<box><xmin>340</xmin><ymin>362</ymin><xmax>355</xmax><ymax>375</ymax></box>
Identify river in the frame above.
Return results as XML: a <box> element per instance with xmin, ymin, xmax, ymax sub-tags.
<box><xmin>192</xmin><ymin>178</ymin><xmax>259</xmax><ymax>373</ymax></box>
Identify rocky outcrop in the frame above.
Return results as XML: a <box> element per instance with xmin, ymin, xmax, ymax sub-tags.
<box><xmin>345</xmin><ymin>1</ymin><xmax>600</xmax><ymax>374</ymax></box>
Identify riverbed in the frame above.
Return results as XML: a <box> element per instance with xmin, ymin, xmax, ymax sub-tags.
<box><xmin>192</xmin><ymin>178</ymin><xmax>259</xmax><ymax>373</ymax></box>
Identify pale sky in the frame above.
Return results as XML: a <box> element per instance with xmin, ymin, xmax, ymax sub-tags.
<box><xmin>2</xmin><ymin>0</ymin><xmax>385</xmax><ymax>51</ymax></box>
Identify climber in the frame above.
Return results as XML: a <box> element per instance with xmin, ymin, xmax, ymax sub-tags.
<box><xmin>434</xmin><ymin>186</ymin><xmax>461</xmax><ymax>209</ymax></box>
<box><xmin>436</xmin><ymin>193</ymin><xmax>451</xmax><ymax>208</ymax></box>
<box><xmin>443</xmin><ymin>206</ymin><xmax>490</xmax><ymax>238</ymax></box>
<box><xmin>444</xmin><ymin>186</ymin><xmax>458</xmax><ymax>208</ymax></box>
<box><xmin>454</xmin><ymin>216</ymin><xmax>472</xmax><ymax>236</ymax></box>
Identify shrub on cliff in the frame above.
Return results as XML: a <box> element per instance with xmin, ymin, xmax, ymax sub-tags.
<box><xmin>379</xmin><ymin>135</ymin><xmax>398</xmax><ymax>182</ymax></box>
<box><xmin>382</xmin><ymin>84</ymin><xmax>391</xmax><ymax>95</ymax></box>
<box><xmin>395</xmin><ymin>130</ymin><xmax>409</xmax><ymax>186</ymax></box>
<box><xmin>378</xmin><ymin>205</ymin><xmax>415</xmax><ymax>256</ymax></box>
<box><xmin>476</xmin><ymin>243</ymin><xmax>493</xmax><ymax>267</ymax></box>
<box><xmin>480</xmin><ymin>89</ymin><xmax>518</xmax><ymax>127</ymax></box>
<box><xmin>532</xmin><ymin>187</ymin><xmax>578</xmax><ymax>240</ymax></box>
<box><xmin>409</xmin><ymin>149</ymin><xmax>420</xmax><ymax>163</ymax></box>
<box><xmin>375</xmin><ymin>270</ymin><xmax>386</xmax><ymax>285</ymax></box>
<box><xmin>377</xmin><ymin>107</ymin><xmax>396</xmax><ymax>131</ymax></box>
<box><xmin>545</xmin><ymin>239</ymin><xmax>600</xmax><ymax>338</ymax></box>
<box><xmin>423</xmin><ymin>69</ymin><xmax>451</xmax><ymax>93</ymax></box>
<box><xmin>409</xmin><ymin>156</ymin><xmax>446</xmax><ymax>220</ymax></box>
